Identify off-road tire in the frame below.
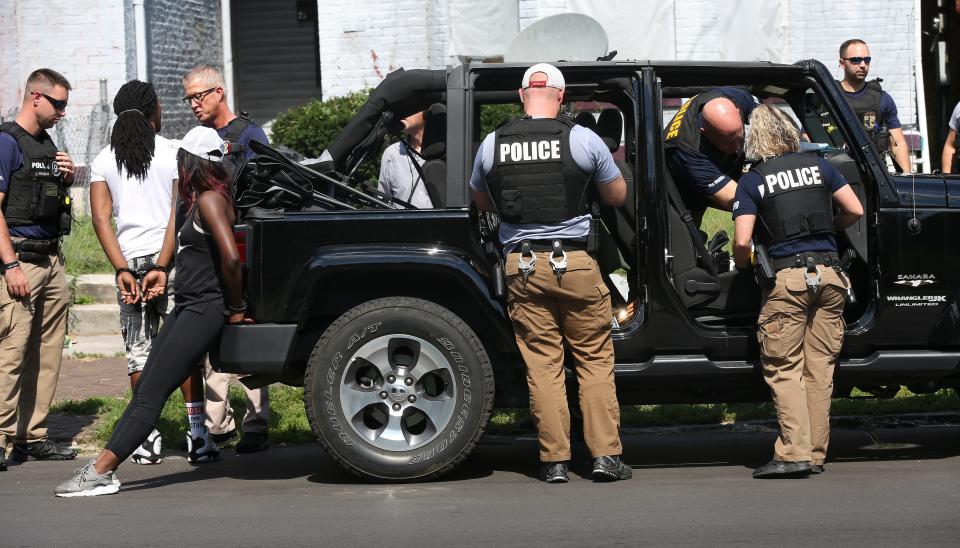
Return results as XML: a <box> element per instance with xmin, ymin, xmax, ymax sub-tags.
<box><xmin>304</xmin><ymin>297</ymin><xmax>495</xmax><ymax>481</ymax></box>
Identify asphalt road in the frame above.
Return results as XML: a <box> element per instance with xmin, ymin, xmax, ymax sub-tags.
<box><xmin>2</xmin><ymin>424</ymin><xmax>957</xmax><ymax>547</ymax></box>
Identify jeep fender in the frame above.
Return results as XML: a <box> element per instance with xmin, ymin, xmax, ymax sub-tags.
<box><xmin>283</xmin><ymin>244</ymin><xmax>517</xmax><ymax>354</ymax></box>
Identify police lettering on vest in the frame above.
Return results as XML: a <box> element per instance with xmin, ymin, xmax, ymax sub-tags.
<box><xmin>498</xmin><ymin>139</ymin><xmax>562</xmax><ymax>163</ymax></box>
<box><xmin>0</xmin><ymin>121</ymin><xmax>72</xmax><ymax>234</ymax></box>
<box><xmin>486</xmin><ymin>117</ymin><xmax>591</xmax><ymax>224</ymax></box>
<box><xmin>752</xmin><ymin>153</ymin><xmax>834</xmax><ymax>245</ymax></box>
<box><xmin>760</xmin><ymin>164</ymin><xmax>823</xmax><ymax>198</ymax></box>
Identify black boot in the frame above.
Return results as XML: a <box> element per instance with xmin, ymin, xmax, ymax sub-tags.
<box><xmin>752</xmin><ymin>460</ymin><xmax>812</xmax><ymax>478</ymax></box>
<box><xmin>11</xmin><ymin>440</ymin><xmax>78</xmax><ymax>462</ymax></box>
<box><xmin>0</xmin><ymin>449</ymin><xmax>7</xmax><ymax>471</ymax></box>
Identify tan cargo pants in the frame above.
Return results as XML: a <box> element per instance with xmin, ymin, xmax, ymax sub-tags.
<box><xmin>0</xmin><ymin>250</ymin><xmax>69</xmax><ymax>449</ymax></box>
<box><xmin>758</xmin><ymin>266</ymin><xmax>847</xmax><ymax>465</ymax></box>
<box><xmin>204</xmin><ymin>364</ymin><xmax>269</xmax><ymax>436</ymax></box>
<box><xmin>506</xmin><ymin>249</ymin><xmax>622</xmax><ymax>462</ymax></box>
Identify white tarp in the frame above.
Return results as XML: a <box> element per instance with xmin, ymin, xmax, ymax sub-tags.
<box><xmin>449</xmin><ymin>0</ymin><xmax>519</xmax><ymax>59</ymax></box>
<box><xmin>567</xmin><ymin>0</ymin><xmax>676</xmax><ymax>61</ymax></box>
<box><xmin>717</xmin><ymin>0</ymin><xmax>790</xmax><ymax>62</ymax></box>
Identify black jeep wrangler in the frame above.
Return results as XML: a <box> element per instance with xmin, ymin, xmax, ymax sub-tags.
<box><xmin>214</xmin><ymin>60</ymin><xmax>960</xmax><ymax>481</ymax></box>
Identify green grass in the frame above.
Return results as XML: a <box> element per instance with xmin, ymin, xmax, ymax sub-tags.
<box><xmin>62</xmin><ymin>217</ymin><xmax>112</xmax><ymax>275</ymax></box>
<box><xmin>700</xmin><ymin>208</ymin><xmax>735</xmax><ymax>253</ymax></box>
<box><xmin>55</xmin><ymin>385</ymin><xmax>958</xmax><ymax>449</ymax></box>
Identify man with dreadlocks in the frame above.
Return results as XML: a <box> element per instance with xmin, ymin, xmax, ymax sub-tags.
<box><xmin>89</xmin><ymin>80</ymin><xmax>219</xmax><ymax>465</ymax></box>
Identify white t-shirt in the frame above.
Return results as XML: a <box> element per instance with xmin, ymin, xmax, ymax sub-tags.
<box><xmin>89</xmin><ymin>135</ymin><xmax>180</xmax><ymax>259</ymax></box>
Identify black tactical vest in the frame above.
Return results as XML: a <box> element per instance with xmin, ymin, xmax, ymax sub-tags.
<box><xmin>751</xmin><ymin>153</ymin><xmax>835</xmax><ymax>246</ymax></box>
<box><xmin>839</xmin><ymin>79</ymin><xmax>889</xmax><ymax>153</ymax></box>
<box><xmin>664</xmin><ymin>89</ymin><xmax>746</xmax><ymax>179</ymax></box>
<box><xmin>486</xmin><ymin>117</ymin><xmax>591</xmax><ymax>224</ymax></box>
<box><xmin>220</xmin><ymin>114</ymin><xmax>254</xmax><ymax>184</ymax></box>
<box><xmin>0</xmin><ymin>121</ymin><xmax>70</xmax><ymax>233</ymax></box>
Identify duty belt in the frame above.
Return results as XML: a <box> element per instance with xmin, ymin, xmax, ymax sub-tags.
<box><xmin>13</xmin><ymin>238</ymin><xmax>61</xmax><ymax>255</ymax></box>
<box><xmin>773</xmin><ymin>250</ymin><xmax>842</xmax><ymax>293</ymax></box>
<box><xmin>771</xmin><ymin>251</ymin><xmax>840</xmax><ymax>272</ymax></box>
<box><xmin>515</xmin><ymin>238</ymin><xmax>586</xmax><ymax>283</ymax></box>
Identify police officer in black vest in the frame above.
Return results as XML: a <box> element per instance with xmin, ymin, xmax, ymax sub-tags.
<box><xmin>836</xmin><ymin>39</ymin><xmax>912</xmax><ymax>173</ymax></box>
<box><xmin>181</xmin><ymin>65</ymin><xmax>272</xmax><ymax>454</ymax></box>
<box><xmin>732</xmin><ymin>104</ymin><xmax>863</xmax><ymax>478</ymax></box>
<box><xmin>664</xmin><ymin>87</ymin><xmax>758</xmax><ymax>226</ymax></box>
<box><xmin>471</xmin><ymin>63</ymin><xmax>631</xmax><ymax>483</ymax></box>
<box><xmin>0</xmin><ymin>68</ymin><xmax>78</xmax><ymax>470</ymax></box>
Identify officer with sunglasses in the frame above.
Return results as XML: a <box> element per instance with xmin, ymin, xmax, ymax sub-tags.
<box><xmin>0</xmin><ymin>68</ymin><xmax>78</xmax><ymax>471</ymax></box>
<box><xmin>837</xmin><ymin>39</ymin><xmax>912</xmax><ymax>173</ymax></box>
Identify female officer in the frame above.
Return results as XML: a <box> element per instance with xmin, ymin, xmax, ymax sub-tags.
<box><xmin>731</xmin><ymin>104</ymin><xmax>863</xmax><ymax>478</ymax></box>
<box><xmin>55</xmin><ymin>126</ymin><xmax>249</xmax><ymax>496</ymax></box>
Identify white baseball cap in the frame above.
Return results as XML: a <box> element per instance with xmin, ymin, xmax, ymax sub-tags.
<box><xmin>180</xmin><ymin>126</ymin><xmax>226</xmax><ymax>162</ymax></box>
<box><xmin>521</xmin><ymin>63</ymin><xmax>565</xmax><ymax>91</ymax></box>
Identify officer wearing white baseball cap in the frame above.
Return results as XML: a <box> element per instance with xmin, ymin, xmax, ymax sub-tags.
<box><xmin>470</xmin><ymin>63</ymin><xmax>630</xmax><ymax>483</ymax></box>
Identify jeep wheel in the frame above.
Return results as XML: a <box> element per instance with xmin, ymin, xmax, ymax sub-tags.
<box><xmin>304</xmin><ymin>297</ymin><xmax>494</xmax><ymax>481</ymax></box>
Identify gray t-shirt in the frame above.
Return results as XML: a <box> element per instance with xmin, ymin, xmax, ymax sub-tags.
<box><xmin>949</xmin><ymin>100</ymin><xmax>960</xmax><ymax>133</ymax></box>
<box><xmin>469</xmin><ymin>122</ymin><xmax>622</xmax><ymax>249</ymax></box>
<box><xmin>378</xmin><ymin>141</ymin><xmax>433</xmax><ymax>209</ymax></box>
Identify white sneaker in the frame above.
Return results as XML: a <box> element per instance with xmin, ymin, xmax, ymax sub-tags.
<box><xmin>131</xmin><ymin>429</ymin><xmax>163</xmax><ymax>465</ymax></box>
<box><xmin>187</xmin><ymin>428</ymin><xmax>220</xmax><ymax>464</ymax></box>
<box><xmin>54</xmin><ymin>460</ymin><xmax>120</xmax><ymax>497</ymax></box>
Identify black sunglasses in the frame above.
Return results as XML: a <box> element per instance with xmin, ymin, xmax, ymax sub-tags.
<box><xmin>36</xmin><ymin>91</ymin><xmax>67</xmax><ymax>111</ymax></box>
<box><xmin>181</xmin><ymin>87</ymin><xmax>218</xmax><ymax>105</ymax></box>
<box><xmin>844</xmin><ymin>56</ymin><xmax>872</xmax><ymax>65</ymax></box>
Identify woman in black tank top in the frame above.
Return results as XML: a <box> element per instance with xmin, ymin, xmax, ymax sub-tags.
<box><xmin>55</xmin><ymin>127</ymin><xmax>250</xmax><ymax>496</ymax></box>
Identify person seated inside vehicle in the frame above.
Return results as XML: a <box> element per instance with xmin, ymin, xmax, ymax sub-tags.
<box><xmin>663</xmin><ymin>87</ymin><xmax>758</xmax><ymax>226</ymax></box>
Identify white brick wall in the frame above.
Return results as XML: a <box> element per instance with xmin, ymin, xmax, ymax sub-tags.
<box><xmin>0</xmin><ymin>0</ymin><xmax>128</xmax><ymax>116</ymax></box>
<box><xmin>316</xmin><ymin>0</ymin><xmax>450</xmax><ymax>99</ymax></box>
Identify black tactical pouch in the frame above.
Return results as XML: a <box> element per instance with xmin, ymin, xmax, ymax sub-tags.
<box><xmin>499</xmin><ymin>189</ymin><xmax>522</xmax><ymax>221</ymax></box>
<box><xmin>37</xmin><ymin>182</ymin><xmax>61</xmax><ymax>220</ymax></box>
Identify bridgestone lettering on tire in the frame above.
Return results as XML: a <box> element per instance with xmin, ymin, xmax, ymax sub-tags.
<box><xmin>304</xmin><ymin>297</ymin><xmax>495</xmax><ymax>481</ymax></box>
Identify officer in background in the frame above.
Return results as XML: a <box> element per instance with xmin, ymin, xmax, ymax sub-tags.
<box><xmin>732</xmin><ymin>104</ymin><xmax>863</xmax><ymax>478</ymax></box>
<box><xmin>664</xmin><ymin>86</ymin><xmax>758</xmax><ymax>226</ymax></box>
<box><xmin>0</xmin><ymin>68</ymin><xmax>78</xmax><ymax>470</ymax></box>
<box><xmin>470</xmin><ymin>63</ymin><xmax>630</xmax><ymax>483</ymax></box>
<box><xmin>837</xmin><ymin>39</ymin><xmax>912</xmax><ymax>173</ymax></box>
<box><xmin>181</xmin><ymin>65</ymin><xmax>272</xmax><ymax>454</ymax></box>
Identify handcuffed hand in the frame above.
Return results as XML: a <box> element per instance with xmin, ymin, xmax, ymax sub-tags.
<box><xmin>140</xmin><ymin>270</ymin><xmax>167</xmax><ymax>302</ymax></box>
<box><xmin>116</xmin><ymin>270</ymin><xmax>141</xmax><ymax>304</ymax></box>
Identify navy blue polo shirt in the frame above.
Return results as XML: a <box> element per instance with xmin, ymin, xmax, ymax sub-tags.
<box><xmin>732</xmin><ymin>155</ymin><xmax>848</xmax><ymax>258</ymax></box>
<box><xmin>665</xmin><ymin>87</ymin><xmax>758</xmax><ymax>217</ymax></box>
<box><xmin>216</xmin><ymin>119</ymin><xmax>268</xmax><ymax>160</ymax></box>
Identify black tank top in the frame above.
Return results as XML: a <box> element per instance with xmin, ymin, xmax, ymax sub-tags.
<box><xmin>174</xmin><ymin>198</ymin><xmax>225</xmax><ymax>307</ymax></box>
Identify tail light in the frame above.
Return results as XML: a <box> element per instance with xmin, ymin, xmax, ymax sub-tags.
<box><xmin>233</xmin><ymin>224</ymin><xmax>250</xmax><ymax>267</ymax></box>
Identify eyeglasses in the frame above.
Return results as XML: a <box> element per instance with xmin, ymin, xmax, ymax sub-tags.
<box><xmin>844</xmin><ymin>56</ymin><xmax>872</xmax><ymax>65</ymax></box>
<box><xmin>35</xmin><ymin>91</ymin><xmax>67</xmax><ymax>111</ymax></box>
<box><xmin>181</xmin><ymin>87</ymin><xmax>218</xmax><ymax>105</ymax></box>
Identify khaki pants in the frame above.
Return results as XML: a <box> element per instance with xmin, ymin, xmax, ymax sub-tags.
<box><xmin>204</xmin><ymin>363</ymin><xmax>269</xmax><ymax>435</ymax></box>
<box><xmin>506</xmin><ymin>249</ymin><xmax>622</xmax><ymax>462</ymax></box>
<box><xmin>0</xmin><ymin>252</ymin><xmax>69</xmax><ymax>449</ymax></box>
<box><xmin>758</xmin><ymin>266</ymin><xmax>847</xmax><ymax>465</ymax></box>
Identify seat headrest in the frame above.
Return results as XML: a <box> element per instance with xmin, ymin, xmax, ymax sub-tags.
<box><xmin>421</xmin><ymin>103</ymin><xmax>446</xmax><ymax>160</ymax></box>
<box><xmin>574</xmin><ymin>112</ymin><xmax>598</xmax><ymax>132</ymax></box>
<box><xmin>597</xmin><ymin>108</ymin><xmax>622</xmax><ymax>153</ymax></box>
